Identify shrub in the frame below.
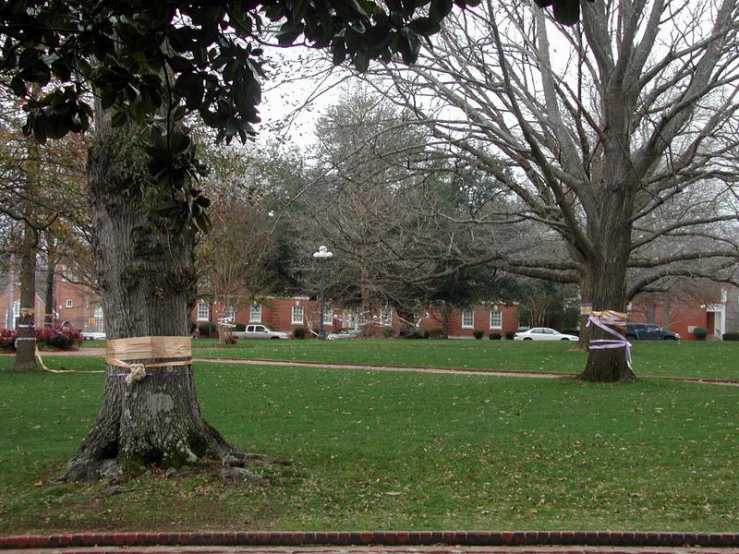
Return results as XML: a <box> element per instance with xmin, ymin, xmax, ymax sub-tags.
<box><xmin>505</xmin><ymin>331</ymin><xmax>516</xmax><ymax>340</ymax></box>
<box><xmin>722</xmin><ymin>332</ymin><xmax>739</xmax><ymax>341</ymax></box>
<box><xmin>36</xmin><ymin>327</ymin><xmax>80</xmax><ymax>350</ymax></box>
<box><xmin>428</xmin><ymin>327</ymin><xmax>444</xmax><ymax>338</ymax></box>
<box><xmin>383</xmin><ymin>328</ymin><xmax>394</xmax><ymax>338</ymax></box>
<box><xmin>293</xmin><ymin>327</ymin><xmax>308</xmax><ymax>339</ymax></box>
<box><xmin>0</xmin><ymin>328</ymin><xmax>16</xmax><ymax>351</ymax></box>
<box><xmin>489</xmin><ymin>332</ymin><xmax>502</xmax><ymax>340</ymax></box>
<box><xmin>693</xmin><ymin>327</ymin><xmax>708</xmax><ymax>341</ymax></box>
<box><xmin>223</xmin><ymin>335</ymin><xmax>237</xmax><ymax>345</ymax></box>
<box><xmin>198</xmin><ymin>322</ymin><xmax>217</xmax><ymax>337</ymax></box>
<box><xmin>234</xmin><ymin>322</ymin><xmax>246</xmax><ymax>332</ymax></box>
<box><xmin>473</xmin><ymin>330</ymin><xmax>484</xmax><ymax>340</ymax></box>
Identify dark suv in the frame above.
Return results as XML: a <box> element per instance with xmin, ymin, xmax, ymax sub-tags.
<box><xmin>625</xmin><ymin>323</ymin><xmax>680</xmax><ymax>340</ymax></box>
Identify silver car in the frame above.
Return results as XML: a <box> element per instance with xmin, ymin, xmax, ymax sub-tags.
<box><xmin>513</xmin><ymin>327</ymin><xmax>578</xmax><ymax>341</ymax></box>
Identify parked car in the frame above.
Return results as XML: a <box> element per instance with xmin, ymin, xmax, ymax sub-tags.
<box><xmin>625</xmin><ymin>323</ymin><xmax>680</xmax><ymax>340</ymax></box>
<box><xmin>80</xmin><ymin>332</ymin><xmax>107</xmax><ymax>340</ymax></box>
<box><xmin>513</xmin><ymin>327</ymin><xmax>578</xmax><ymax>341</ymax></box>
<box><xmin>231</xmin><ymin>324</ymin><xmax>290</xmax><ymax>339</ymax></box>
<box><xmin>327</xmin><ymin>328</ymin><xmax>361</xmax><ymax>340</ymax></box>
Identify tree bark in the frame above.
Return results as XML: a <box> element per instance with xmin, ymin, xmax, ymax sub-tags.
<box><xmin>42</xmin><ymin>236</ymin><xmax>58</xmax><ymax>329</ymax></box>
<box><xmin>578</xmin><ymin>215</ymin><xmax>636</xmax><ymax>382</ymax></box>
<box><xmin>12</xmin><ymin>223</ymin><xmax>39</xmax><ymax>372</ymax></box>
<box><xmin>13</xmin><ymin>130</ymin><xmax>41</xmax><ymax>373</ymax></box>
<box><xmin>61</xmin><ymin>123</ymin><xmax>244</xmax><ymax>481</ymax></box>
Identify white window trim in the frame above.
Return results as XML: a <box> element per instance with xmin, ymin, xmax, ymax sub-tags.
<box><xmin>249</xmin><ymin>304</ymin><xmax>262</xmax><ymax>323</ymax></box>
<box><xmin>196</xmin><ymin>302</ymin><xmax>210</xmax><ymax>322</ymax></box>
<box><xmin>291</xmin><ymin>305</ymin><xmax>304</xmax><ymax>325</ymax></box>
<box><xmin>65</xmin><ymin>299</ymin><xmax>73</xmax><ymax>308</ymax></box>
<box><xmin>461</xmin><ymin>310</ymin><xmax>474</xmax><ymax>329</ymax></box>
<box><xmin>489</xmin><ymin>308</ymin><xmax>502</xmax><ymax>329</ymax></box>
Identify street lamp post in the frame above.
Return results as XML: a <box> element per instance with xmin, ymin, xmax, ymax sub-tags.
<box><xmin>313</xmin><ymin>245</ymin><xmax>333</xmax><ymax>340</ymax></box>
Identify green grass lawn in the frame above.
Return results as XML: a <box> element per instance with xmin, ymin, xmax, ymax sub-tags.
<box><xmin>190</xmin><ymin>338</ymin><xmax>739</xmax><ymax>380</ymax></box>
<box><xmin>1</xmin><ymin>340</ymin><xmax>738</xmax><ymax>534</ymax></box>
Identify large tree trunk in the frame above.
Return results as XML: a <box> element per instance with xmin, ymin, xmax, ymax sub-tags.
<box><xmin>43</xmin><ymin>242</ymin><xmax>56</xmax><ymax>328</ymax></box>
<box><xmin>61</xmin><ymin>123</ymin><xmax>243</xmax><ymax>482</ymax></box>
<box><xmin>578</xmin><ymin>189</ymin><xmax>636</xmax><ymax>383</ymax></box>
<box><xmin>12</xmin><ymin>223</ymin><xmax>39</xmax><ymax>372</ymax></box>
<box><xmin>13</xmin><ymin>131</ymin><xmax>40</xmax><ymax>372</ymax></box>
<box><xmin>578</xmin><ymin>267</ymin><xmax>636</xmax><ymax>382</ymax></box>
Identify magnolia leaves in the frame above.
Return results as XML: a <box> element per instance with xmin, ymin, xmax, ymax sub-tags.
<box><xmin>146</xmin><ymin>126</ymin><xmax>212</xmax><ymax>234</ymax></box>
<box><xmin>533</xmin><ymin>0</ymin><xmax>595</xmax><ymax>26</ymax></box>
<box><xmin>272</xmin><ymin>0</ymin><xmax>473</xmax><ymax>70</ymax></box>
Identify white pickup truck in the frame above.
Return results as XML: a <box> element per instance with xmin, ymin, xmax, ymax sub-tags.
<box><xmin>231</xmin><ymin>324</ymin><xmax>290</xmax><ymax>340</ymax></box>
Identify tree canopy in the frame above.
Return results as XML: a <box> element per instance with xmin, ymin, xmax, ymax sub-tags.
<box><xmin>1</xmin><ymin>0</ymin><xmax>591</xmax><ymax>189</ymax></box>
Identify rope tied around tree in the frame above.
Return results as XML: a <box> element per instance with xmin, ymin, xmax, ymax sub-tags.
<box><xmin>581</xmin><ymin>304</ymin><xmax>633</xmax><ymax>370</ymax></box>
<box><xmin>106</xmin><ymin>336</ymin><xmax>193</xmax><ymax>384</ymax></box>
<box><xmin>125</xmin><ymin>363</ymin><xmax>147</xmax><ymax>384</ymax></box>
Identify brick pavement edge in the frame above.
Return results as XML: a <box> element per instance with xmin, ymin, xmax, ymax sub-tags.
<box><xmin>2</xmin><ymin>532</ymin><xmax>739</xmax><ymax>550</ymax></box>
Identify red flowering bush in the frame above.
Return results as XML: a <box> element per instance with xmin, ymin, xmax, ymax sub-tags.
<box><xmin>35</xmin><ymin>327</ymin><xmax>81</xmax><ymax>350</ymax></box>
<box><xmin>0</xmin><ymin>328</ymin><xmax>16</xmax><ymax>351</ymax></box>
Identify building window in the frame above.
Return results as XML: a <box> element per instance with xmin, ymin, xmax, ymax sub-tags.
<box><xmin>197</xmin><ymin>302</ymin><xmax>210</xmax><ymax>321</ymax></box>
<box><xmin>462</xmin><ymin>310</ymin><xmax>474</xmax><ymax>328</ymax></box>
<box><xmin>380</xmin><ymin>308</ymin><xmax>392</xmax><ymax>326</ymax></box>
<box><xmin>94</xmin><ymin>306</ymin><xmax>104</xmax><ymax>332</ymax></box>
<box><xmin>323</xmin><ymin>311</ymin><xmax>333</xmax><ymax>325</ymax></box>
<box><xmin>291</xmin><ymin>305</ymin><xmax>304</xmax><ymax>325</ymax></box>
<box><xmin>250</xmin><ymin>304</ymin><xmax>262</xmax><ymax>323</ymax></box>
<box><xmin>65</xmin><ymin>299</ymin><xmax>73</xmax><ymax>308</ymax></box>
<box><xmin>489</xmin><ymin>308</ymin><xmax>502</xmax><ymax>329</ymax></box>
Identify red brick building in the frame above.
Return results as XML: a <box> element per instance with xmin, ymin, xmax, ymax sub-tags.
<box><xmin>0</xmin><ymin>272</ymin><xmax>103</xmax><ymax>333</ymax></box>
<box><xmin>421</xmin><ymin>303</ymin><xmax>519</xmax><ymax>338</ymax></box>
<box><xmin>6</xmin><ymin>266</ymin><xmax>735</xmax><ymax>341</ymax></box>
<box><xmin>191</xmin><ymin>296</ymin><xmax>520</xmax><ymax>339</ymax></box>
<box><xmin>628</xmin><ymin>285</ymin><xmax>736</xmax><ymax>340</ymax></box>
<box><xmin>192</xmin><ymin>296</ymin><xmax>331</xmax><ymax>336</ymax></box>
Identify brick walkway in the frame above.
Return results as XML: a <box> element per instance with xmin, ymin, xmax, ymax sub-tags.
<box><xmin>2</xmin><ymin>532</ymin><xmax>739</xmax><ymax>553</ymax></box>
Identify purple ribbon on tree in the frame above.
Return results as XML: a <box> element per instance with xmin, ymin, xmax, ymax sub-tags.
<box><xmin>583</xmin><ymin>307</ymin><xmax>633</xmax><ymax>370</ymax></box>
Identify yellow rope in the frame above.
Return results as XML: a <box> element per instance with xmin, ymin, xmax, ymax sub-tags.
<box><xmin>32</xmin><ymin>336</ymin><xmax>193</xmax><ymax>376</ymax></box>
<box><xmin>36</xmin><ymin>347</ymin><xmax>105</xmax><ymax>374</ymax></box>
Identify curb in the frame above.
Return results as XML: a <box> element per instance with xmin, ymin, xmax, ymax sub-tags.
<box><xmin>3</xmin><ymin>532</ymin><xmax>739</xmax><ymax>550</ymax></box>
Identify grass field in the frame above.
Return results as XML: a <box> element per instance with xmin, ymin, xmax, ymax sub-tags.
<box><xmin>1</xmin><ymin>340</ymin><xmax>738</xmax><ymax>534</ymax></box>
<box><xmin>188</xmin><ymin>338</ymin><xmax>739</xmax><ymax>380</ymax></box>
